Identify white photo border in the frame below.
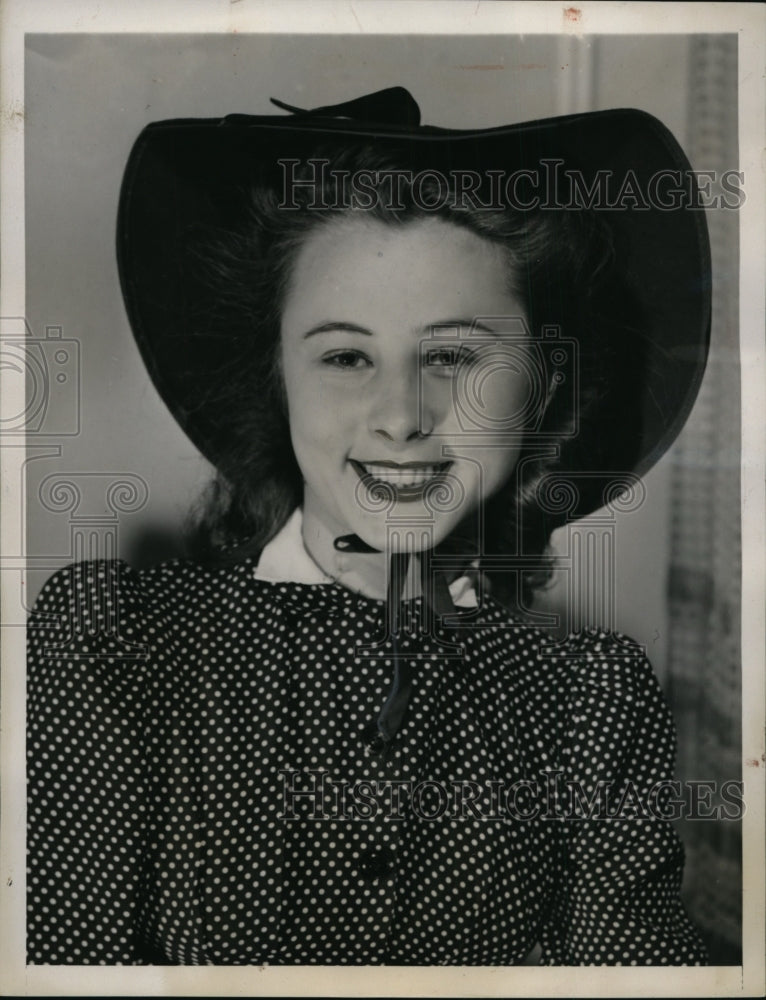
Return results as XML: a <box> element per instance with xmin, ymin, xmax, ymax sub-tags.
<box><xmin>1</xmin><ymin>2</ymin><xmax>763</xmax><ymax>996</ymax></box>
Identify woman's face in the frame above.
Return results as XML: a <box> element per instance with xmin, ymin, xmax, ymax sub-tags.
<box><xmin>280</xmin><ymin>214</ymin><xmax>534</xmax><ymax>553</ymax></box>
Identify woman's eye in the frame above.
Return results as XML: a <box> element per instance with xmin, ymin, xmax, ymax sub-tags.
<box><xmin>321</xmin><ymin>350</ymin><xmax>371</xmax><ymax>370</ymax></box>
<box><xmin>424</xmin><ymin>346</ymin><xmax>477</xmax><ymax>370</ymax></box>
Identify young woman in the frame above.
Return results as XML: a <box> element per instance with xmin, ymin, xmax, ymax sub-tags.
<box><xmin>27</xmin><ymin>88</ymin><xmax>711</xmax><ymax>965</ymax></box>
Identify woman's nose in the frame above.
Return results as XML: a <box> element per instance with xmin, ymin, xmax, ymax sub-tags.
<box><xmin>368</xmin><ymin>367</ymin><xmax>436</xmax><ymax>443</ymax></box>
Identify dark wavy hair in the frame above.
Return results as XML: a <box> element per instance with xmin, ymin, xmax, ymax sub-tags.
<box><xmin>187</xmin><ymin>143</ymin><xmax>623</xmax><ymax>609</ymax></box>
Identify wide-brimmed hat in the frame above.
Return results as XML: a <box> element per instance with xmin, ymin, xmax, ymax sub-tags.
<box><xmin>117</xmin><ymin>86</ymin><xmax>710</xmax><ymax>521</ymax></box>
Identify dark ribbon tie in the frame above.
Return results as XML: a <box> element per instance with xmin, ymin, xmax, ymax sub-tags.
<box><xmin>334</xmin><ymin>533</ymin><xmax>457</xmax><ymax>752</ymax></box>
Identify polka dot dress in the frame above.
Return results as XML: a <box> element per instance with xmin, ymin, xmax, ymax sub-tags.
<box><xmin>27</xmin><ymin>555</ymin><xmax>707</xmax><ymax>966</ymax></box>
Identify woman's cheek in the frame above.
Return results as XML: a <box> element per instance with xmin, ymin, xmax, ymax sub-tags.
<box><xmin>291</xmin><ymin>381</ymin><xmax>355</xmax><ymax>467</ymax></box>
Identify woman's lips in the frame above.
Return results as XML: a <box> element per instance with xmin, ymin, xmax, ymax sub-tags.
<box><xmin>350</xmin><ymin>459</ymin><xmax>452</xmax><ymax>500</ymax></box>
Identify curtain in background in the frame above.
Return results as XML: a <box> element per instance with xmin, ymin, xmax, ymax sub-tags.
<box><xmin>543</xmin><ymin>33</ymin><xmax>743</xmax><ymax>963</ymax></box>
<box><xmin>667</xmin><ymin>34</ymin><xmax>741</xmax><ymax>964</ymax></box>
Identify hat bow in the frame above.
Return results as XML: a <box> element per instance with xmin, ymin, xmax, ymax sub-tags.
<box><xmin>269</xmin><ymin>86</ymin><xmax>421</xmax><ymax>126</ymax></box>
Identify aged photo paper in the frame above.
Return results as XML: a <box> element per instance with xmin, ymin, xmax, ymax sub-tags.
<box><xmin>1</xmin><ymin>1</ymin><xmax>764</xmax><ymax>996</ymax></box>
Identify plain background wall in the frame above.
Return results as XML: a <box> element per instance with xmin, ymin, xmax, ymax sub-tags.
<box><xmin>22</xmin><ymin>32</ymin><xmax>699</xmax><ymax>678</ymax></box>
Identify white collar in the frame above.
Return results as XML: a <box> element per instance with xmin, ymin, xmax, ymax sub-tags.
<box><xmin>254</xmin><ymin>508</ymin><xmax>334</xmax><ymax>585</ymax></box>
<box><xmin>254</xmin><ymin>508</ymin><xmax>478</xmax><ymax>608</ymax></box>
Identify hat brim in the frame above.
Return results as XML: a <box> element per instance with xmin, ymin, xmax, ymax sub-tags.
<box><xmin>117</xmin><ymin>103</ymin><xmax>711</xmax><ymax>520</ymax></box>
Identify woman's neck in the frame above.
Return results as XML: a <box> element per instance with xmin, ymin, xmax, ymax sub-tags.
<box><xmin>300</xmin><ymin>504</ymin><xmax>422</xmax><ymax>601</ymax></box>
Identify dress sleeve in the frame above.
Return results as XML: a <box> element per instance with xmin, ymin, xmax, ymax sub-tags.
<box><xmin>537</xmin><ymin>632</ymin><xmax>708</xmax><ymax>966</ymax></box>
<box><xmin>27</xmin><ymin>560</ymin><xmax>152</xmax><ymax>964</ymax></box>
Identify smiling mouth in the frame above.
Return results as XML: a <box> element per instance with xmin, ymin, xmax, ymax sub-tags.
<box><xmin>350</xmin><ymin>460</ymin><xmax>452</xmax><ymax>500</ymax></box>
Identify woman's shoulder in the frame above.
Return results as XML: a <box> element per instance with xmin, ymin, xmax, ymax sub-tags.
<box><xmin>491</xmin><ymin>621</ymin><xmax>679</xmax><ymax>787</ymax></box>
<box><xmin>493</xmin><ymin>614</ymin><xmax>669</xmax><ymax>722</ymax></box>
<box><xmin>543</xmin><ymin>625</ymin><xmax>657</xmax><ymax>680</ymax></box>
<box><xmin>30</xmin><ymin>553</ymin><xmax>256</xmax><ymax>605</ymax></box>
<box><xmin>552</xmin><ymin>626</ymin><xmax>663</xmax><ymax>695</ymax></box>
<box><xmin>29</xmin><ymin>558</ymin><xmax>145</xmax><ymax>628</ymax></box>
<box><xmin>547</xmin><ymin>627</ymin><xmax>673</xmax><ymax>736</ymax></box>
<box><xmin>27</xmin><ymin>555</ymin><xmax>258</xmax><ymax>655</ymax></box>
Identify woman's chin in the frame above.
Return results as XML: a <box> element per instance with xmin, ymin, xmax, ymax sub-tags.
<box><xmin>346</xmin><ymin>510</ymin><xmax>461</xmax><ymax>555</ymax></box>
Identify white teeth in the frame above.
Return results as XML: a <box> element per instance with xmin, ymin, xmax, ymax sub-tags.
<box><xmin>360</xmin><ymin>463</ymin><xmax>445</xmax><ymax>488</ymax></box>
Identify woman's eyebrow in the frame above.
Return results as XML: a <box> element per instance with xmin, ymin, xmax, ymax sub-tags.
<box><xmin>303</xmin><ymin>321</ymin><xmax>373</xmax><ymax>338</ymax></box>
<box><xmin>427</xmin><ymin>319</ymin><xmax>502</xmax><ymax>336</ymax></box>
<box><xmin>302</xmin><ymin>319</ymin><xmax>504</xmax><ymax>339</ymax></box>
